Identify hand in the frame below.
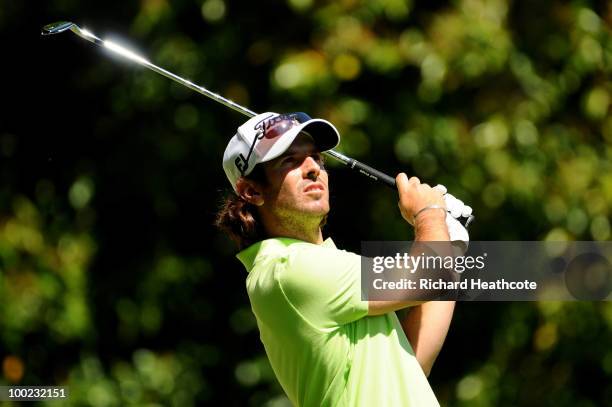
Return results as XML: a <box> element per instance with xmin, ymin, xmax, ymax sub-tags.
<box><xmin>434</xmin><ymin>185</ymin><xmax>472</xmax><ymax>247</ymax></box>
<box><xmin>438</xmin><ymin>187</ymin><xmax>473</xmax><ymax>220</ymax></box>
<box><xmin>446</xmin><ymin>214</ymin><xmax>469</xmax><ymax>246</ymax></box>
<box><xmin>396</xmin><ymin>174</ymin><xmax>446</xmax><ymax>225</ymax></box>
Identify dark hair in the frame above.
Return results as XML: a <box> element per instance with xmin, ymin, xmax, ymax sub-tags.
<box><xmin>215</xmin><ymin>165</ymin><xmax>268</xmax><ymax>250</ymax></box>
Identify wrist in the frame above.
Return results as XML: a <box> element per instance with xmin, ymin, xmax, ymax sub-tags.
<box><xmin>414</xmin><ymin>210</ymin><xmax>449</xmax><ymax>241</ymax></box>
<box><xmin>413</xmin><ymin>205</ymin><xmax>446</xmax><ymax>223</ymax></box>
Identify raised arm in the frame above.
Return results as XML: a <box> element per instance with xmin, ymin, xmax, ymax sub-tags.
<box><xmin>366</xmin><ymin>173</ymin><xmax>457</xmax><ymax>375</ymax></box>
<box><xmin>368</xmin><ymin>173</ymin><xmax>451</xmax><ymax>315</ymax></box>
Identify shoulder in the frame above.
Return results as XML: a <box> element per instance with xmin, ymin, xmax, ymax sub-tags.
<box><xmin>279</xmin><ymin>242</ymin><xmax>361</xmax><ymax>291</ymax></box>
<box><xmin>286</xmin><ymin>241</ymin><xmax>358</xmax><ymax>270</ymax></box>
<box><xmin>246</xmin><ymin>238</ymin><xmax>361</xmax><ymax>290</ymax></box>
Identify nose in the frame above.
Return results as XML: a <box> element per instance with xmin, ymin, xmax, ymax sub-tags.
<box><xmin>302</xmin><ymin>156</ymin><xmax>321</xmax><ymax>182</ymax></box>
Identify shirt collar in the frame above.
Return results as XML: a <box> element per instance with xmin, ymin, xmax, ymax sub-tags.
<box><xmin>236</xmin><ymin>237</ymin><xmax>336</xmax><ymax>271</ymax></box>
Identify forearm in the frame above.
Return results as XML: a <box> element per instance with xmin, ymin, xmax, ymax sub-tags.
<box><xmin>405</xmin><ymin>210</ymin><xmax>457</xmax><ymax>375</ymax></box>
<box><xmin>392</xmin><ymin>176</ymin><xmax>458</xmax><ymax>374</ymax></box>
<box><xmin>401</xmin><ymin>301</ymin><xmax>455</xmax><ymax>376</ymax></box>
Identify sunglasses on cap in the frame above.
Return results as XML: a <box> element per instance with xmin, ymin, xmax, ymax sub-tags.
<box><xmin>236</xmin><ymin>112</ymin><xmax>313</xmax><ymax>176</ymax></box>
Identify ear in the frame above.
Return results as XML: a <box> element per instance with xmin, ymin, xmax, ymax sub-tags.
<box><xmin>236</xmin><ymin>177</ymin><xmax>264</xmax><ymax>206</ymax></box>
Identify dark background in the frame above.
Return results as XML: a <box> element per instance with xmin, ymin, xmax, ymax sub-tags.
<box><xmin>1</xmin><ymin>1</ymin><xmax>611</xmax><ymax>405</ymax></box>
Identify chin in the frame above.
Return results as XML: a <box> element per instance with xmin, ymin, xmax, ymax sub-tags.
<box><xmin>302</xmin><ymin>201</ymin><xmax>330</xmax><ymax>216</ymax></box>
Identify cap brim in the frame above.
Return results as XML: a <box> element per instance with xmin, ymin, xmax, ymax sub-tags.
<box><xmin>258</xmin><ymin>118</ymin><xmax>340</xmax><ymax>164</ymax></box>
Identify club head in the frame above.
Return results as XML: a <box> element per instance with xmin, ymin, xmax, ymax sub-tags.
<box><xmin>41</xmin><ymin>21</ymin><xmax>76</xmax><ymax>36</ymax></box>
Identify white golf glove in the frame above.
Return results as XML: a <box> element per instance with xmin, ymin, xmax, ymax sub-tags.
<box><xmin>433</xmin><ymin>185</ymin><xmax>472</xmax><ymax>248</ymax></box>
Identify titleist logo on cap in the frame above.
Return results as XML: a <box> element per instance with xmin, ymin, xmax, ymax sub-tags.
<box><xmin>254</xmin><ymin>114</ymin><xmax>297</xmax><ymax>137</ymax></box>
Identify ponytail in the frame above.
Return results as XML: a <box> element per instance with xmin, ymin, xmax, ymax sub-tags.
<box><xmin>215</xmin><ymin>194</ymin><xmax>265</xmax><ymax>250</ymax></box>
<box><xmin>215</xmin><ymin>165</ymin><xmax>267</xmax><ymax>250</ymax></box>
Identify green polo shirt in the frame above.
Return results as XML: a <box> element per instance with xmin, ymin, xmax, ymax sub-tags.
<box><xmin>237</xmin><ymin>237</ymin><xmax>439</xmax><ymax>407</ymax></box>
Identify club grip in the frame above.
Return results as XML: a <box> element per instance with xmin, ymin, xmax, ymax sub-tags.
<box><xmin>324</xmin><ymin>150</ymin><xmax>396</xmax><ymax>188</ymax></box>
<box><xmin>345</xmin><ymin>160</ymin><xmax>476</xmax><ymax>227</ymax></box>
<box><xmin>350</xmin><ymin>160</ymin><xmax>397</xmax><ymax>189</ymax></box>
<box><xmin>324</xmin><ymin>150</ymin><xmax>475</xmax><ymax>227</ymax></box>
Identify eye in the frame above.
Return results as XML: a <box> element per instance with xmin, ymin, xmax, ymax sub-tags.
<box><xmin>282</xmin><ymin>155</ymin><xmax>297</xmax><ymax>165</ymax></box>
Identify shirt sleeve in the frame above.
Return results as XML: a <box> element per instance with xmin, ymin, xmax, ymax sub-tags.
<box><xmin>277</xmin><ymin>244</ymin><xmax>369</xmax><ymax>329</ymax></box>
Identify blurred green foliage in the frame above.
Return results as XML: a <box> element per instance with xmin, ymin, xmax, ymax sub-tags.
<box><xmin>1</xmin><ymin>0</ymin><xmax>611</xmax><ymax>405</ymax></box>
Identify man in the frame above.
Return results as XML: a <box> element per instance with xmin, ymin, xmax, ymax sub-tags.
<box><xmin>216</xmin><ymin>112</ymin><xmax>471</xmax><ymax>406</ymax></box>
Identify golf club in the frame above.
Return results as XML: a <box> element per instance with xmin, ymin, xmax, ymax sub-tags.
<box><xmin>41</xmin><ymin>21</ymin><xmax>474</xmax><ymax>227</ymax></box>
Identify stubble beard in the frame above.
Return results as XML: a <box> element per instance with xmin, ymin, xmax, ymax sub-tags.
<box><xmin>270</xmin><ymin>187</ymin><xmax>330</xmax><ymax>234</ymax></box>
<box><xmin>277</xmin><ymin>196</ymin><xmax>328</xmax><ymax>229</ymax></box>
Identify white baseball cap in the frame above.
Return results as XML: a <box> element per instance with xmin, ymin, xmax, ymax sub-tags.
<box><xmin>222</xmin><ymin>112</ymin><xmax>340</xmax><ymax>191</ymax></box>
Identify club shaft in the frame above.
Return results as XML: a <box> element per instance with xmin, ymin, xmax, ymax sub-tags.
<box><xmin>76</xmin><ymin>26</ymin><xmax>398</xmax><ymax>188</ymax></box>
<box><xmin>93</xmin><ymin>29</ymin><xmax>395</xmax><ymax>189</ymax></box>
<box><xmin>57</xmin><ymin>24</ymin><xmax>406</xmax><ymax>192</ymax></box>
<box><xmin>44</xmin><ymin>22</ymin><xmax>475</xmax><ymax>226</ymax></box>
<box><xmin>118</xmin><ymin>47</ymin><xmax>395</xmax><ymax>186</ymax></box>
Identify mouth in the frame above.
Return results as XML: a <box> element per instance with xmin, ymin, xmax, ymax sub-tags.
<box><xmin>304</xmin><ymin>182</ymin><xmax>325</xmax><ymax>193</ymax></box>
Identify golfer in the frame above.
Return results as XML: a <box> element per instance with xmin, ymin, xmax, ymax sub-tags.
<box><xmin>216</xmin><ymin>112</ymin><xmax>471</xmax><ymax>406</ymax></box>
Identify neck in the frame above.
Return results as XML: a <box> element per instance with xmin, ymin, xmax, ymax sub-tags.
<box><xmin>261</xmin><ymin>211</ymin><xmax>324</xmax><ymax>245</ymax></box>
